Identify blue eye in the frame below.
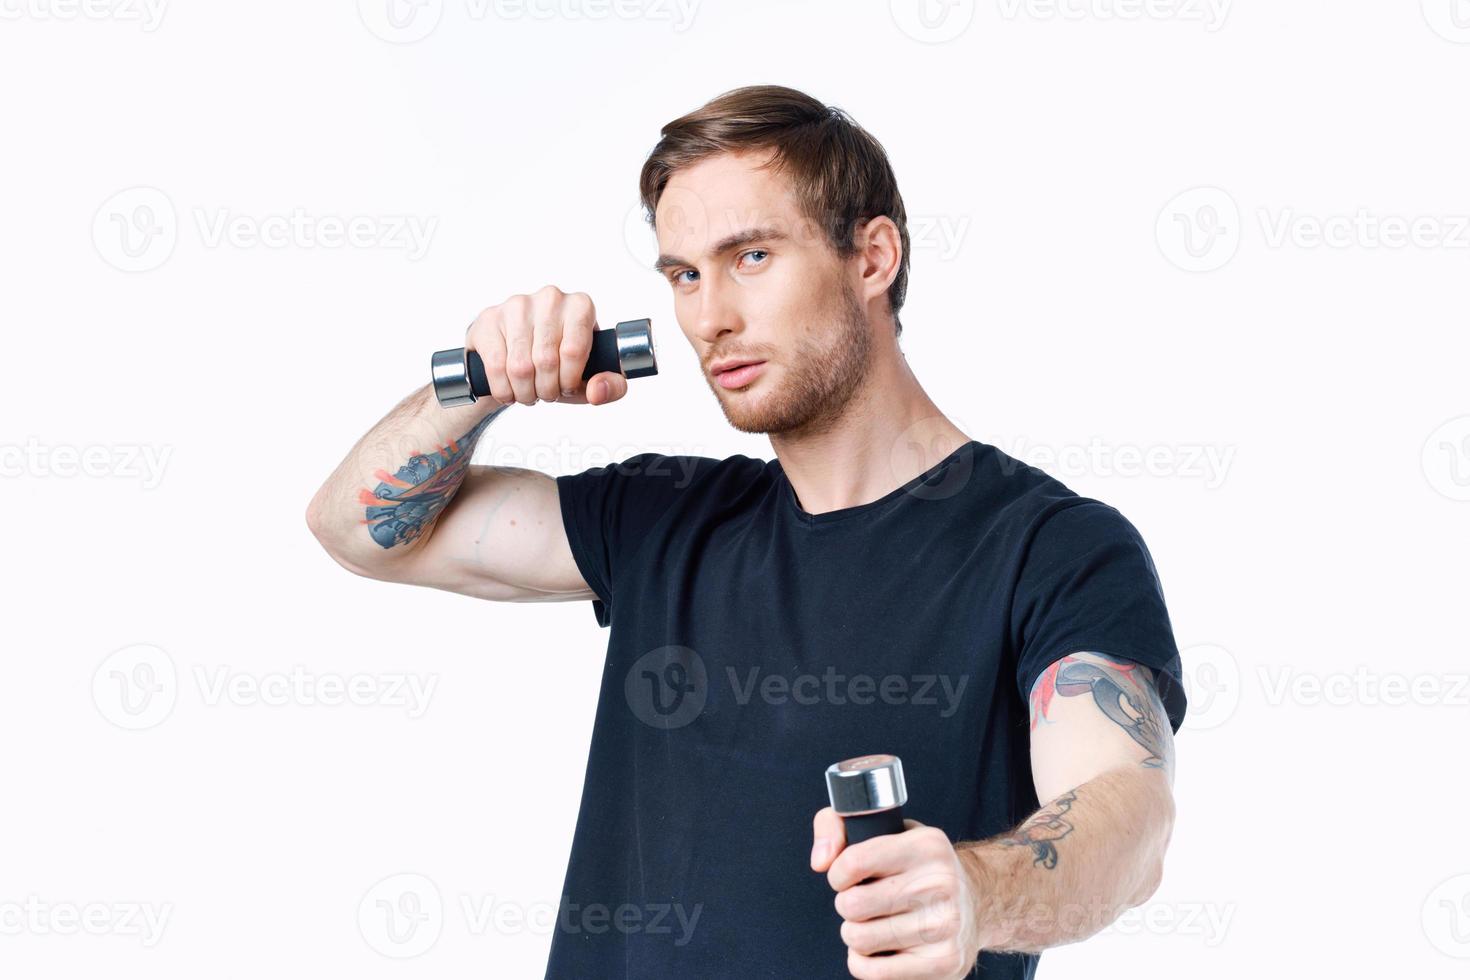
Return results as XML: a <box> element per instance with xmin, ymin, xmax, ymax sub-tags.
<box><xmin>673</xmin><ymin>268</ymin><xmax>698</xmax><ymax>285</ymax></box>
<box><xmin>743</xmin><ymin>249</ymin><xmax>768</xmax><ymax>266</ymax></box>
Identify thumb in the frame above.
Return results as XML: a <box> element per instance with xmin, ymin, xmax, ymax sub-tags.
<box><xmin>811</xmin><ymin>807</ymin><xmax>847</xmax><ymax>873</ymax></box>
<box><xmin>586</xmin><ymin>370</ymin><xmax>628</xmax><ymax>405</ymax></box>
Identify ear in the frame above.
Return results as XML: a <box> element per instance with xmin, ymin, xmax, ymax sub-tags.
<box><xmin>853</xmin><ymin>215</ymin><xmax>903</xmax><ymax>310</ymax></box>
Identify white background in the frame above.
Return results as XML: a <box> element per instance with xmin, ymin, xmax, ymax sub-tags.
<box><xmin>3</xmin><ymin>0</ymin><xmax>1468</xmax><ymax>976</ymax></box>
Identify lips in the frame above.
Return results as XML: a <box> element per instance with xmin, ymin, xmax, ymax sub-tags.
<box><xmin>712</xmin><ymin>359</ymin><xmax>766</xmax><ymax>390</ymax></box>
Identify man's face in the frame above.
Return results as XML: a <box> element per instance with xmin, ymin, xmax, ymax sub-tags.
<box><xmin>654</xmin><ymin>150</ymin><xmax>873</xmax><ymax>436</ymax></box>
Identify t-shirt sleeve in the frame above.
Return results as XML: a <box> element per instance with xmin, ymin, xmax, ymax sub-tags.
<box><xmin>555</xmin><ymin>453</ymin><xmax>717</xmax><ymax>628</ymax></box>
<box><xmin>1011</xmin><ymin>499</ymin><xmax>1187</xmax><ymax>732</ymax></box>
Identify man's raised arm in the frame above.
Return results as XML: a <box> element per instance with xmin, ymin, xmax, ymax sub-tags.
<box><xmin>304</xmin><ymin>287</ymin><xmax>628</xmax><ymax>602</ymax></box>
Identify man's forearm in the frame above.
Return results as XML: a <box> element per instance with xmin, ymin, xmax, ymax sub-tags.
<box><xmin>305</xmin><ymin>383</ymin><xmax>507</xmax><ymax>572</ymax></box>
<box><xmin>955</xmin><ymin>765</ymin><xmax>1175</xmax><ymax>955</ymax></box>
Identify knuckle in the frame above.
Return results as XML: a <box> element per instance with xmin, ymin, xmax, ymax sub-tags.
<box><xmin>506</xmin><ymin>356</ymin><xmax>535</xmax><ymax>380</ymax></box>
<box><xmin>532</xmin><ymin>346</ymin><xmax>560</xmax><ymax>372</ymax></box>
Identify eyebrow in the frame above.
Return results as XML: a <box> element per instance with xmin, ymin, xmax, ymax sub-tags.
<box><xmin>653</xmin><ymin>226</ymin><xmax>788</xmax><ymax>274</ymax></box>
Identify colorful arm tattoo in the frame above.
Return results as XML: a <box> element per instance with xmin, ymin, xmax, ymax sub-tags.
<box><xmin>358</xmin><ymin>410</ymin><xmax>502</xmax><ymax>549</ymax></box>
<box><xmin>1029</xmin><ymin>653</ymin><xmax>1172</xmax><ymax>772</ymax></box>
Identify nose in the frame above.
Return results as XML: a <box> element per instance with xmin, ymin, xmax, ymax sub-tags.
<box><xmin>688</xmin><ymin>273</ymin><xmax>740</xmax><ymax>347</ymax></box>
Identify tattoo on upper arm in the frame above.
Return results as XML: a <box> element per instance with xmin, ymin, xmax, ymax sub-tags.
<box><xmin>998</xmin><ymin>789</ymin><xmax>1077</xmax><ymax>870</ymax></box>
<box><xmin>1029</xmin><ymin>654</ymin><xmax>1173</xmax><ymax>772</ymax></box>
<box><xmin>359</xmin><ymin>413</ymin><xmax>498</xmax><ymax>549</ymax></box>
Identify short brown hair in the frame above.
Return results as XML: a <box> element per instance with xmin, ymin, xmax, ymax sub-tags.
<box><xmin>638</xmin><ymin>85</ymin><xmax>911</xmax><ymax>336</ymax></box>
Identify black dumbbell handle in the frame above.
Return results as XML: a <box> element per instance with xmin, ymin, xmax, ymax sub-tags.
<box><xmin>466</xmin><ymin>326</ymin><xmax>621</xmax><ymax>396</ymax></box>
<box><xmin>842</xmin><ymin>805</ymin><xmax>906</xmax><ymax>846</ymax></box>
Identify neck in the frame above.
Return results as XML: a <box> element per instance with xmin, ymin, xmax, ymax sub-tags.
<box><xmin>769</xmin><ymin>339</ymin><xmax>970</xmax><ymax>516</ymax></box>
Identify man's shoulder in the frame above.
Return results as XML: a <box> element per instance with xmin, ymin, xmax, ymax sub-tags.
<box><xmin>970</xmin><ymin>442</ymin><xmax>1144</xmax><ymax>545</ymax></box>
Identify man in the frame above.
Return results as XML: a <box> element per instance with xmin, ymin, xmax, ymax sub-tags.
<box><xmin>307</xmin><ymin>84</ymin><xmax>1186</xmax><ymax>979</ymax></box>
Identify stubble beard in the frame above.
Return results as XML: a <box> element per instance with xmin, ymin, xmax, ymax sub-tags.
<box><xmin>713</xmin><ymin>282</ymin><xmax>874</xmax><ymax>437</ymax></box>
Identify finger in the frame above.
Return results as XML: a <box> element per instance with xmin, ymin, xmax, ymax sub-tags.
<box><xmin>559</xmin><ymin>292</ymin><xmax>597</xmax><ymax>398</ymax></box>
<box><xmin>812</xmin><ymin>806</ymin><xmax>848</xmax><ymax>872</ymax></box>
<box><xmin>469</xmin><ymin>316</ymin><xmax>512</xmax><ymax>408</ymax></box>
<box><xmin>847</xmin><ymin>946</ymin><xmax>958</xmax><ymax>980</ymax></box>
<box><xmin>503</xmin><ymin>299</ymin><xmax>537</xmax><ymax>406</ymax></box>
<box><xmin>532</xmin><ymin>309</ymin><xmax>564</xmax><ymax>403</ymax></box>
<box><xmin>585</xmin><ymin>370</ymin><xmax>627</xmax><ymax>406</ymax></box>
<box><xmin>827</xmin><ymin>832</ymin><xmax>922</xmax><ymax>892</ymax></box>
<box><xmin>845</xmin><ymin>946</ymin><xmax>923</xmax><ymax>980</ymax></box>
<box><xmin>833</xmin><ymin>870</ymin><xmax>912</xmax><ymax>923</ymax></box>
<box><xmin>841</xmin><ymin>905</ymin><xmax>954</xmax><ymax>957</ymax></box>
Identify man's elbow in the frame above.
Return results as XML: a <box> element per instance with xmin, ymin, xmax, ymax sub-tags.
<box><xmin>1128</xmin><ymin>773</ymin><xmax>1176</xmax><ymax>906</ymax></box>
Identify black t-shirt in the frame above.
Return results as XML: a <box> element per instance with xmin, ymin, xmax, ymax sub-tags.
<box><xmin>546</xmin><ymin>440</ymin><xmax>1186</xmax><ymax>979</ymax></box>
